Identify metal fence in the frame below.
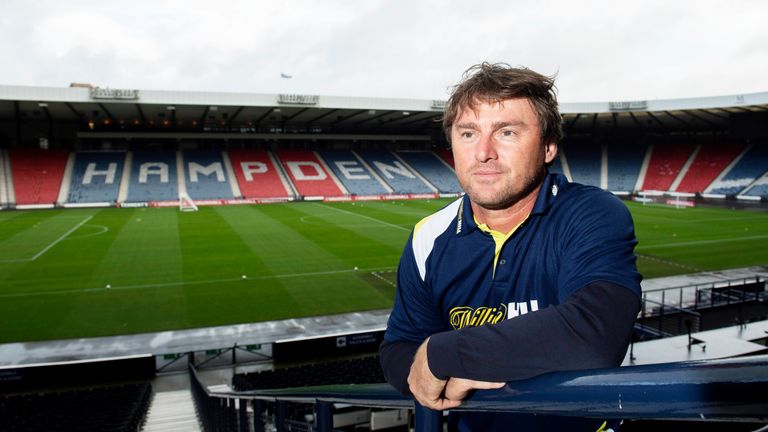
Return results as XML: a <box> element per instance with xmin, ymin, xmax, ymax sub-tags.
<box><xmin>189</xmin><ymin>354</ymin><xmax>768</xmax><ymax>432</ymax></box>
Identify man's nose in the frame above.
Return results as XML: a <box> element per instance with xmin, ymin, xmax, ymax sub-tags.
<box><xmin>475</xmin><ymin>134</ymin><xmax>498</xmax><ymax>162</ymax></box>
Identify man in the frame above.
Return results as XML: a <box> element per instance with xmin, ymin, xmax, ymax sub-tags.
<box><xmin>379</xmin><ymin>63</ymin><xmax>642</xmax><ymax>431</ymax></box>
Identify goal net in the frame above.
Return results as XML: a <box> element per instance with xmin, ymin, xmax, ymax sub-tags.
<box><xmin>179</xmin><ymin>192</ymin><xmax>199</xmax><ymax>212</ymax></box>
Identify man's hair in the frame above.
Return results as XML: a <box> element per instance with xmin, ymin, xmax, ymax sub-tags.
<box><xmin>442</xmin><ymin>62</ymin><xmax>563</xmax><ymax>146</ymax></box>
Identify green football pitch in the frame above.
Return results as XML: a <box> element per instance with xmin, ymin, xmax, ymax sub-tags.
<box><xmin>0</xmin><ymin>200</ymin><xmax>766</xmax><ymax>343</ymax></box>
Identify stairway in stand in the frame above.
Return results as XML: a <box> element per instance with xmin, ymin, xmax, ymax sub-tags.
<box><xmin>142</xmin><ymin>390</ymin><xmax>202</xmax><ymax>432</ymax></box>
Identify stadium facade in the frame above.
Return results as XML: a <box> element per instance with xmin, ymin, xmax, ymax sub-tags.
<box><xmin>1</xmin><ymin>84</ymin><xmax>767</xmax><ymax>431</ymax></box>
<box><xmin>1</xmin><ymin>84</ymin><xmax>768</xmax><ymax>212</ymax></box>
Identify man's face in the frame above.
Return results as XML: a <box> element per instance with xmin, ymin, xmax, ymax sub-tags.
<box><xmin>451</xmin><ymin>98</ymin><xmax>557</xmax><ymax>210</ymax></box>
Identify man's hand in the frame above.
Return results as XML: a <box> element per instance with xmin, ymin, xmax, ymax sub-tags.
<box><xmin>444</xmin><ymin>377</ymin><xmax>505</xmax><ymax>401</ymax></box>
<box><xmin>407</xmin><ymin>338</ymin><xmax>462</xmax><ymax>410</ymax></box>
<box><xmin>408</xmin><ymin>338</ymin><xmax>506</xmax><ymax>410</ymax></box>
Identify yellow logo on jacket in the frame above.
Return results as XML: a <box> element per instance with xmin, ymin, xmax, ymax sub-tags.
<box><xmin>449</xmin><ymin>304</ymin><xmax>507</xmax><ymax>329</ymax></box>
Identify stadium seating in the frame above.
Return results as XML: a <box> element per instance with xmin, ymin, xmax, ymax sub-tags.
<box><xmin>9</xmin><ymin>148</ymin><xmax>68</xmax><ymax>205</ymax></box>
<box><xmin>433</xmin><ymin>148</ymin><xmax>455</xmax><ymax>168</ymax></box>
<box><xmin>640</xmin><ymin>143</ymin><xmax>696</xmax><ymax>191</ymax></box>
<box><xmin>228</xmin><ymin>149</ymin><xmax>292</xmax><ymax>198</ymax></box>
<box><xmin>67</xmin><ymin>152</ymin><xmax>126</xmax><ymax>203</ymax></box>
<box><xmin>356</xmin><ymin>150</ymin><xmax>434</xmax><ymax>194</ymax></box>
<box><xmin>0</xmin><ymin>149</ymin><xmax>9</xmax><ymax>205</ymax></box>
<box><xmin>674</xmin><ymin>144</ymin><xmax>745</xmax><ymax>194</ymax></box>
<box><xmin>561</xmin><ymin>142</ymin><xmax>602</xmax><ymax>188</ymax></box>
<box><xmin>395</xmin><ymin>151</ymin><xmax>462</xmax><ymax>193</ymax></box>
<box><xmin>709</xmin><ymin>145</ymin><xmax>768</xmax><ymax>196</ymax></box>
<box><xmin>232</xmin><ymin>356</ymin><xmax>384</xmax><ymax>391</ymax></box>
<box><xmin>607</xmin><ymin>143</ymin><xmax>647</xmax><ymax>192</ymax></box>
<box><xmin>744</xmin><ymin>174</ymin><xmax>768</xmax><ymax>198</ymax></box>
<box><xmin>317</xmin><ymin>150</ymin><xmax>389</xmax><ymax>195</ymax></box>
<box><xmin>0</xmin><ymin>383</ymin><xmax>152</xmax><ymax>432</ymax></box>
<box><xmin>275</xmin><ymin>149</ymin><xmax>344</xmax><ymax>197</ymax></box>
<box><xmin>181</xmin><ymin>150</ymin><xmax>234</xmax><ymax>200</ymax></box>
<box><xmin>125</xmin><ymin>150</ymin><xmax>179</xmax><ymax>202</ymax></box>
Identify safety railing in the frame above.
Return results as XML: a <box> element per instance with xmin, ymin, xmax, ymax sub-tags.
<box><xmin>191</xmin><ymin>354</ymin><xmax>768</xmax><ymax>431</ymax></box>
<box><xmin>641</xmin><ymin>276</ymin><xmax>766</xmax><ymax>315</ymax></box>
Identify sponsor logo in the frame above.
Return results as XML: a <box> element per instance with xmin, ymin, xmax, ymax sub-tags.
<box><xmin>449</xmin><ymin>300</ymin><xmax>540</xmax><ymax>329</ymax></box>
<box><xmin>449</xmin><ymin>304</ymin><xmax>507</xmax><ymax>329</ymax></box>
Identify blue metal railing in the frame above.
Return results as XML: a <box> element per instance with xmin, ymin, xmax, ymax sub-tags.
<box><xmin>195</xmin><ymin>354</ymin><xmax>768</xmax><ymax>431</ymax></box>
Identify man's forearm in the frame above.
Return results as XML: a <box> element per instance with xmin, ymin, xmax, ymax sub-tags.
<box><xmin>379</xmin><ymin>339</ymin><xmax>421</xmax><ymax>396</ymax></box>
<box><xmin>427</xmin><ymin>281</ymin><xmax>640</xmax><ymax>382</ymax></box>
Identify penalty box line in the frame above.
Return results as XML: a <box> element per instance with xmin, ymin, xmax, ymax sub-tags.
<box><xmin>0</xmin><ymin>215</ymin><xmax>93</xmax><ymax>263</ymax></box>
<box><xmin>313</xmin><ymin>203</ymin><xmax>411</xmax><ymax>232</ymax></box>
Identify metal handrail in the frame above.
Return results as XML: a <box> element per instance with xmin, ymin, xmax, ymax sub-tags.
<box><xmin>203</xmin><ymin>354</ymin><xmax>768</xmax><ymax>429</ymax></box>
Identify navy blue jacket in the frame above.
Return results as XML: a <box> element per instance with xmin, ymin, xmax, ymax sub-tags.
<box><xmin>380</xmin><ymin>174</ymin><xmax>642</xmax><ymax>431</ymax></box>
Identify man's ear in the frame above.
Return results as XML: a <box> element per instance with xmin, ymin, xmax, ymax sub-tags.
<box><xmin>544</xmin><ymin>141</ymin><xmax>558</xmax><ymax>164</ymax></box>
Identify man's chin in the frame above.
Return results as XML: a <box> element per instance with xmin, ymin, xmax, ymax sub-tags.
<box><xmin>465</xmin><ymin>192</ymin><xmax>518</xmax><ymax>211</ymax></box>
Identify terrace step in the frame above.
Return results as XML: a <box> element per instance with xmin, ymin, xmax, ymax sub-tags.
<box><xmin>142</xmin><ymin>389</ymin><xmax>201</xmax><ymax>432</ymax></box>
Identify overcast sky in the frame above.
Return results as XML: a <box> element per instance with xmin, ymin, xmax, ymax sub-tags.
<box><xmin>1</xmin><ymin>0</ymin><xmax>766</xmax><ymax>103</ymax></box>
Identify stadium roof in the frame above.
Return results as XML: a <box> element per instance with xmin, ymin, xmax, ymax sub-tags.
<box><xmin>1</xmin><ymin>84</ymin><xmax>768</xmax><ymax>137</ymax></box>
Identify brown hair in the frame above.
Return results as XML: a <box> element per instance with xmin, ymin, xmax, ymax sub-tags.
<box><xmin>443</xmin><ymin>62</ymin><xmax>563</xmax><ymax>146</ymax></box>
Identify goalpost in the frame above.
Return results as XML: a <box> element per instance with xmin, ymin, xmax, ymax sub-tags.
<box><xmin>179</xmin><ymin>192</ymin><xmax>199</xmax><ymax>212</ymax></box>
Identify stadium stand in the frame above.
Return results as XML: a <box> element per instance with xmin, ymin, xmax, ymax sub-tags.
<box><xmin>125</xmin><ymin>150</ymin><xmax>179</xmax><ymax>202</ymax></box>
<box><xmin>708</xmin><ymin>145</ymin><xmax>768</xmax><ymax>196</ymax></box>
<box><xmin>607</xmin><ymin>143</ymin><xmax>647</xmax><ymax>193</ymax></box>
<box><xmin>396</xmin><ymin>151</ymin><xmax>462</xmax><ymax>193</ymax></box>
<box><xmin>561</xmin><ymin>141</ymin><xmax>602</xmax><ymax>188</ymax></box>
<box><xmin>318</xmin><ymin>150</ymin><xmax>389</xmax><ymax>195</ymax></box>
<box><xmin>0</xmin><ymin>149</ymin><xmax>9</xmax><ymax>205</ymax></box>
<box><xmin>674</xmin><ymin>144</ymin><xmax>745</xmax><ymax>194</ymax></box>
<box><xmin>0</xmin><ymin>383</ymin><xmax>152</xmax><ymax>432</ymax></box>
<box><xmin>228</xmin><ymin>149</ymin><xmax>292</xmax><ymax>198</ymax></box>
<box><xmin>744</xmin><ymin>173</ymin><xmax>768</xmax><ymax>198</ymax></box>
<box><xmin>357</xmin><ymin>150</ymin><xmax>435</xmax><ymax>194</ymax></box>
<box><xmin>640</xmin><ymin>143</ymin><xmax>696</xmax><ymax>191</ymax></box>
<box><xmin>433</xmin><ymin>148</ymin><xmax>455</xmax><ymax>168</ymax></box>
<box><xmin>9</xmin><ymin>148</ymin><xmax>68</xmax><ymax>205</ymax></box>
<box><xmin>66</xmin><ymin>151</ymin><xmax>126</xmax><ymax>203</ymax></box>
<box><xmin>182</xmin><ymin>150</ymin><xmax>234</xmax><ymax>200</ymax></box>
<box><xmin>275</xmin><ymin>149</ymin><xmax>345</xmax><ymax>197</ymax></box>
<box><xmin>232</xmin><ymin>356</ymin><xmax>384</xmax><ymax>391</ymax></box>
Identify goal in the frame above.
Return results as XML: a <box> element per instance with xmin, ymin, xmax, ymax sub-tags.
<box><xmin>179</xmin><ymin>192</ymin><xmax>199</xmax><ymax>212</ymax></box>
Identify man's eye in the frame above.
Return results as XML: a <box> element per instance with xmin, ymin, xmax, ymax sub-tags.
<box><xmin>461</xmin><ymin>131</ymin><xmax>474</xmax><ymax>139</ymax></box>
<box><xmin>500</xmin><ymin>129</ymin><xmax>515</xmax><ymax>137</ymax></box>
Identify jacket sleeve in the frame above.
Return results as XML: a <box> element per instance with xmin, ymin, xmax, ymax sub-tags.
<box><xmin>427</xmin><ymin>281</ymin><xmax>640</xmax><ymax>382</ymax></box>
<box><xmin>379</xmin><ymin>339</ymin><xmax>420</xmax><ymax>396</ymax></box>
<box><xmin>380</xmin><ymin>231</ymin><xmax>446</xmax><ymax>395</ymax></box>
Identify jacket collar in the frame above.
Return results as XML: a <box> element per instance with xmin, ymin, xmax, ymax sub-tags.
<box><xmin>455</xmin><ymin>173</ymin><xmax>567</xmax><ymax>237</ymax></box>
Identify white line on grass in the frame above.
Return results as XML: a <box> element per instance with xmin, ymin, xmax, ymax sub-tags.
<box><xmin>67</xmin><ymin>224</ymin><xmax>109</xmax><ymax>240</ymax></box>
<box><xmin>0</xmin><ymin>215</ymin><xmax>93</xmax><ymax>263</ymax></box>
<box><xmin>636</xmin><ymin>254</ymin><xmax>700</xmax><ymax>272</ymax></box>
<box><xmin>30</xmin><ymin>215</ymin><xmax>94</xmax><ymax>261</ymax></box>
<box><xmin>638</xmin><ymin>234</ymin><xmax>768</xmax><ymax>250</ymax></box>
<box><xmin>312</xmin><ymin>203</ymin><xmax>410</xmax><ymax>232</ymax></box>
<box><xmin>0</xmin><ymin>266</ymin><xmax>398</xmax><ymax>298</ymax></box>
<box><xmin>371</xmin><ymin>271</ymin><xmax>397</xmax><ymax>288</ymax></box>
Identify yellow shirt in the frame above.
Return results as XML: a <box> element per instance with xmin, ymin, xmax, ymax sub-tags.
<box><xmin>474</xmin><ymin>215</ymin><xmax>528</xmax><ymax>276</ymax></box>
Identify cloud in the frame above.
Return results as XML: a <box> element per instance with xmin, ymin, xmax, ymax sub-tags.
<box><xmin>1</xmin><ymin>0</ymin><xmax>766</xmax><ymax>101</ymax></box>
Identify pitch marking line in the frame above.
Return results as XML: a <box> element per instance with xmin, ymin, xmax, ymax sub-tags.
<box><xmin>0</xmin><ymin>215</ymin><xmax>93</xmax><ymax>263</ymax></box>
<box><xmin>371</xmin><ymin>270</ymin><xmax>397</xmax><ymax>288</ymax></box>
<box><xmin>312</xmin><ymin>203</ymin><xmax>410</xmax><ymax>232</ymax></box>
<box><xmin>68</xmin><ymin>224</ymin><xmax>110</xmax><ymax>240</ymax></box>
<box><xmin>638</xmin><ymin>234</ymin><xmax>768</xmax><ymax>250</ymax></box>
<box><xmin>0</xmin><ymin>266</ymin><xmax>399</xmax><ymax>298</ymax></box>
<box><xmin>636</xmin><ymin>254</ymin><xmax>700</xmax><ymax>272</ymax></box>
